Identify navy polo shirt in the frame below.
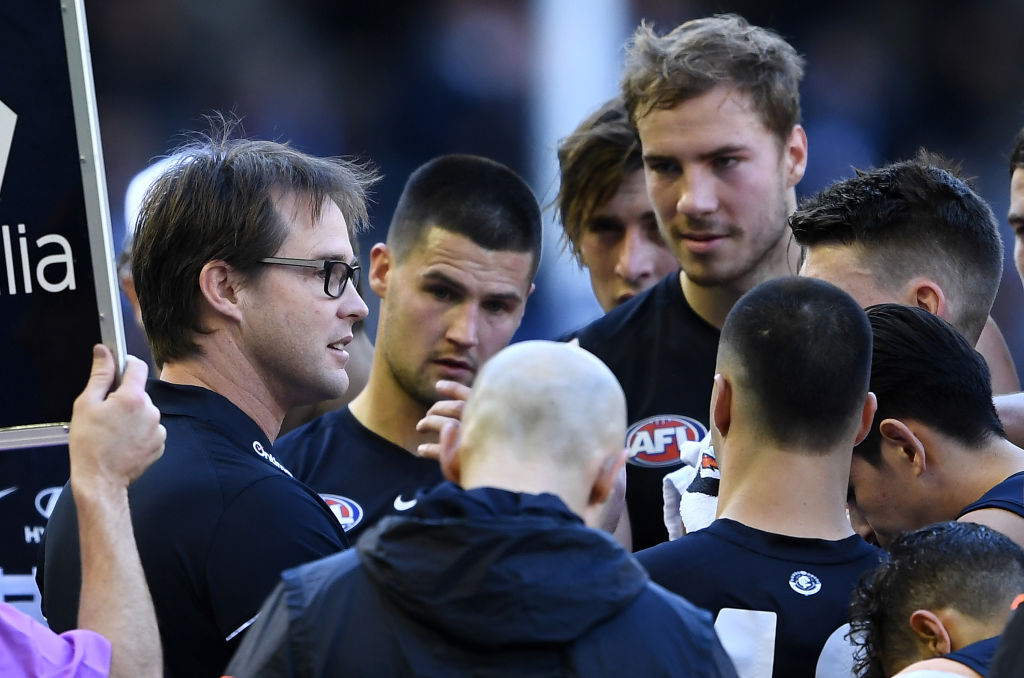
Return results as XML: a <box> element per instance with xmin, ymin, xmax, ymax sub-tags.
<box><xmin>38</xmin><ymin>380</ymin><xmax>348</xmax><ymax>678</ymax></box>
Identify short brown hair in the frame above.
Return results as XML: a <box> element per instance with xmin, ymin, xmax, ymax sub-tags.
<box><xmin>555</xmin><ymin>98</ymin><xmax>642</xmax><ymax>266</ymax></box>
<box><xmin>622</xmin><ymin>14</ymin><xmax>804</xmax><ymax>143</ymax></box>
<box><xmin>132</xmin><ymin>118</ymin><xmax>378</xmax><ymax>365</ymax></box>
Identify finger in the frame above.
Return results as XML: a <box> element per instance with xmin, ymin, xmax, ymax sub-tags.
<box><xmin>423</xmin><ymin>399</ymin><xmax>465</xmax><ymax>420</ymax></box>
<box><xmin>118</xmin><ymin>354</ymin><xmax>151</xmax><ymax>394</ymax></box>
<box><xmin>415</xmin><ymin>443</ymin><xmax>442</xmax><ymax>460</ymax></box>
<box><xmin>435</xmin><ymin>380</ymin><xmax>472</xmax><ymax>401</ymax></box>
<box><xmin>416</xmin><ymin>414</ymin><xmax>451</xmax><ymax>434</ymax></box>
<box><xmin>79</xmin><ymin>344</ymin><xmax>115</xmax><ymax>403</ymax></box>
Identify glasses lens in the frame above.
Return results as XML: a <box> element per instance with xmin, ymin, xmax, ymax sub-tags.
<box><xmin>326</xmin><ymin>262</ymin><xmax>357</xmax><ymax>298</ymax></box>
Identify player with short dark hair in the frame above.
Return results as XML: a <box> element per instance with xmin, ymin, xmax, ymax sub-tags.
<box><xmin>637</xmin><ymin>276</ymin><xmax>881</xmax><ymax>678</ymax></box>
<box><xmin>226</xmin><ymin>341</ymin><xmax>738</xmax><ymax>678</ymax></box>
<box><xmin>576</xmin><ymin>13</ymin><xmax>809</xmax><ymax>550</ymax></box>
<box><xmin>40</xmin><ymin>121</ymin><xmax>374</xmax><ymax>678</ymax></box>
<box><xmin>555</xmin><ymin>97</ymin><xmax>677</xmax><ymax>312</ymax></box>
<box><xmin>793</xmin><ymin>154</ymin><xmax>1004</xmax><ymax>348</ymax></box>
<box><xmin>277</xmin><ymin>154</ymin><xmax>541</xmax><ymax>541</ymax></box>
<box><xmin>850</xmin><ymin>521</ymin><xmax>1024</xmax><ymax>678</ymax></box>
<box><xmin>848</xmin><ymin>304</ymin><xmax>1024</xmax><ymax>550</ymax></box>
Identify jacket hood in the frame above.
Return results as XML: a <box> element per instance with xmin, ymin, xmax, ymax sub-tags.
<box><xmin>357</xmin><ymin>483</ymin><xmax>648</xmax><ymax>649</ymax></box>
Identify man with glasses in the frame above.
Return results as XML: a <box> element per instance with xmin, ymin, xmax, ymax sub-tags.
<box><xmin>276</xmin><ymin>154</ymin><xmax>541</xmax><ymax>543</ymax></box>
<box><xmin>39</xmin><ymin>124</ymin><xmax>375</xmax><ymax>678</ymax></box>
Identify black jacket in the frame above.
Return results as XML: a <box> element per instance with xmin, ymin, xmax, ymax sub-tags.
<box><xmin>225</xmin><ymin>483</ymin><xmax>737</xmax><ymax>678</ymax></box>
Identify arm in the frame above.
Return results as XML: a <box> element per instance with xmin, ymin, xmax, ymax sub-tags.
<box><xmin>221</xmin><ymin>582</ymin><xmax>295</xmax><ymax>678</ymax></box>
<box><xmin>71</xmin><ymin>345</ymin><xmax>166</xmax><ymax>678</ymax></box>
<box><xmin>994</xmin><ymin>393</ymin><xmax>1024</xmax><ymax>448</ymax></box>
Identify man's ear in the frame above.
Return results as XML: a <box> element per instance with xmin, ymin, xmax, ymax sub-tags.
<box><xmin>908</xmin><ymin>609</ymin><xmax>953</xmax><ymax>657</ymax></box>
<box><xmin>784</xmin><ymin>124</ymin><xmax>808</xmax><ymax>188</ymax></box>
<box><xmin>853</xmin><ymin>392</ymin><xmax>878</xmax><ymax>445</ymax></box>
<box><xmin>367</xmin><ymin>243</ymin><xmax>392</xmax><ymax>298</ymax></box>
<box><xmin>198</xmin><ymin>260</ymin><xmax>244</xmax><ymax>322</ymax></box>
<box><xmin>589</xmin><ymin>447</ymin><xmax>628</xmax><ymax>507</ymax></box>
<box><xmin>878</xmin><ymin>418</ymin><xmax>927</xmax><ymax>475</ymax></box>
<box><xmin>438</xmin><ymin>421</ymin><xmax>462</xmax><ymax>485</ymax></box>
<box><xmin>711</xmin><ymin>373</ymin><xmax>732</xmax><ymax>440</ymax></box>
<box><xmin>907</xmin><ymin>278</ymin><xmax>946</xmax><ymax>318</ymax></box>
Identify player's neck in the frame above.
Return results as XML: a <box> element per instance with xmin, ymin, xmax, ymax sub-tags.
<box><xmin>680</xmin><ymin>239</ymin><xmax>799</xmax><ymax>330</ymax></box>
<box><xmin>349</xmin><ymin>359</ymin><xmax>432</xmax><ymax>455</ymax></box>
<box><xmin>950</xmin><ymin>437</ymin><xmax>1024</xmax><ymax>505</ymax></box>
<box><xmin>716</xmin><ymin>438</ymin><xmax>855</xmax><ymax>540</ymax></box>
<box><xmin>160</xmin><ymin>352</ymin><xmax>285</xmax><ymax>443</ymax></box>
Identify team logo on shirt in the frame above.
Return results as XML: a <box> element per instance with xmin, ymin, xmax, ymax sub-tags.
<box><xmin>320</xmin><ymin>494</ymin><xmax>363</xmax><ymax>532</ymax></box>
<box><xmin>789</xmin><ymin>570</ymin><xmax>822</xmax><ymax>596</ymax></box>
<box><xmin>626</xmin><ymin>415</ymin><xmax>707</xmax><ymax>468</ymax></box>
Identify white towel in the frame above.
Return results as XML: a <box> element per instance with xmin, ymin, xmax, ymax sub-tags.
<box><xmin>662</xmin><ymin>432</ymin><xmax>720</xmax><ymax>539</ymax></box>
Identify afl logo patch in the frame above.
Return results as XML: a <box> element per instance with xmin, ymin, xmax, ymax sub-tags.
<box><xmin>320</xmin><ymin>494</ymin><xmax>363</xmax><ymax>532</ymax></box>
<box><xmin>626</xmin><ymin>415</ymin><xmax>707</xmax><ymax>468</ymax></box>
<box><xmin>789</xmin><ymin>570</ymin><xmax>822</xmax><ymax>596</ymax></box>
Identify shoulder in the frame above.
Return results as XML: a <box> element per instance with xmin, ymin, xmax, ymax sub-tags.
<box><xmin>576</xmin><ymin>584</ymin><xmax>738</xmax><ymax>677</ymax></box>
<box><xmin>576</xmin><ymin>274</ymin><xmax>680</xmax><ymax>350</ymax></box>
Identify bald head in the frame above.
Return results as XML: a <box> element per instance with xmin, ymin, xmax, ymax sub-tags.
<box><xmin>446</xmin><ymin>341</ymin><xmax>627</xmax><ymax>522</ymax></box>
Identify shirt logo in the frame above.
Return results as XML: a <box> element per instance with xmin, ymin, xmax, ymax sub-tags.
<box><xmin>393</xmin><ymin>494</ymin><xmax>418</xmax><ymax>511</ymax></box>
<box><xmin>0</xmin><ymin>486</ymin><xmax>16</xmax><ymax>501</ymax></box>
<box><xmin>789</xmin><ymin>570</ymin><xmax>822</xmax><ymax>596</ymax></box>
<box><xmin>626</xmin><ymin>415</ymin><xmax>708</xmax><ymax>468</ymax></box>
<box><xmin>35</xmin><ymin>486</ymin><xmax>63</xmax><ymax>519</ymax></box>
<box><xmin>320</xmin><ymin>494</ymin><xmax>363</xmax><ymax>532</ymax></box>
<box><xmin>251</xmin><ymin>441</ymin><xmax>293</xmax><ymax>478</ymax></box>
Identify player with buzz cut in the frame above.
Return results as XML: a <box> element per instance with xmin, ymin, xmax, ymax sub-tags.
<box><xmin>636</xmin><ymin>276</ymin><xmax>883</xmax><ymax>678</ymax></box>
<box><xmin>276</xmin><ymin>154</ymin><xmax>541</xmax><ymax>542</ymax></box>
<box><xmin>574</xmin><ymin>14</ymin><xmax>809</xmax><ymax>550</ymax></box>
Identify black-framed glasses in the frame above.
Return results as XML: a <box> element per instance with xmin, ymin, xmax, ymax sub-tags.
<box><xmin>258</xmin><ymin>257</ymin><xmax>360</xmax><ymax>298</ymax></box>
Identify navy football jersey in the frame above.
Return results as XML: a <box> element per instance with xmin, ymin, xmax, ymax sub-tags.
<box><xmin>958</xmin><ymin>471</ymin><xmax>1024</xmax><ymax>520</ymax></box>
<box><xmin>576</xmin><ymin>271</ymin><xmax>719</xmax><ymax>550</ymax></box>
<box><xmin>276</xmin><ymin>406</ymin><xmax>446</xmax><ymax>542</ymax></box>
<box><xmin>945</xmin><ymin>636</ymin><xmax>999</xmax><ymax>677</ymax></box>
<box><xmin>39</xmin><ymin>381</ymin><xmax>348</xmax><ymax>678</ymax></box>
<box><xmin>637</xmin><ymin>519</ymin><xmax>882</xmax><ymax>678</ymax></box>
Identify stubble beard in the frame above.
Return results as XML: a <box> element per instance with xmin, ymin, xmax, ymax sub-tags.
<box><xmin>673</xmin><ymin>188</ymin><xmax>792</xmax><ymax>290</ymax></box>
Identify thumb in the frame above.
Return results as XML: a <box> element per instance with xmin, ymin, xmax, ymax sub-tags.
<box><xmin>80</xmin><ymin>344</ymin><xmax>115</xmax><ymax>403</ymax></box>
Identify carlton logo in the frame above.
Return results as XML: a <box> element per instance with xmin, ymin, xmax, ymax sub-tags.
<box><xmin>626</xmin><ymin>415</ymin><xmax>708</xmax><ymax>468</ymax></box>
<box><xmin>320</xmin><ymin>494</ymin><xmax>363</xmax><ymax>532</ymax></box>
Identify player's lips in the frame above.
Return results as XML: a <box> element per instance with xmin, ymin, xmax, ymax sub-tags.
<box><xmin>615</xmin><ymin>292</ymin><xmax>636</xmax><ymax>306</ymax></box>
<box><xmin>679</xmin><ymin>232</ymin><xmax>727</xmax><ymax>254</ymax></box>
<box><xmin>327</xmin><ymin>335</ymin><xmax>353</xmax><ymax>364</ymax></box>
<box><xmin>432</xmin><ymin>357</ymin><xmax>475</xmax><ymax>377</ymax></box>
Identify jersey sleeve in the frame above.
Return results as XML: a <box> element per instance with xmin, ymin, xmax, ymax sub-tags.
<box><xmin>205</xmin><ymin>476</ymin><xmax>346</xmax><ymax>643</ymax></box>
<box><xmin>221</xmin><ymin>582</ymin><xmax>296</xmax><ymax>678</ymax></box>
<box><xmin>0</xmin><ymin>602</ymin><xmax>111</xmax><ymax>678</ymax></box>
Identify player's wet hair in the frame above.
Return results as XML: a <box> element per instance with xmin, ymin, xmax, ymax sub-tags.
<box><xmin>386</xmin><ymin>154</ymin><xmax>542</xmax><ymax>281</ymax></box>
<box><xmin>856</xmin><ymin>304</ymin><xmax>1005</xmax><ymax>466</ymax></box>
<box><xmin>850</xmin><ymin>521</ymin><xmax>1024</xmax><ymax>678</ymax></box>
<box><xmin>132</xmin><ymin>115</ymin><xmax>378</xmax><ymax>366</ymax></box>
<box><xmin>621</xmin><ymin>13</ymin><xmax>804</xmax><ymax>143</ymax></box>
<box><xmin>718</xmin><ymin>276</ymin><xmax>871</xmax><ymax>451</ymax></box>
<box><xmin>555</xmin><ymin>98</ymin><xmax>643</xmax><ymax>266</ymax></box>
<box><xmin>790</xmin><ymin>154</ymin><xmax>1002</xmax><ymax>344</ymax></box>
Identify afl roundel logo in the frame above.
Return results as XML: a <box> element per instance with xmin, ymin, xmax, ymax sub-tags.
<box><xmin>320</xmin><ymin>494</ymin><xmax>363</xmax><ymax>532</ymax></box>
<box><xmin>626</xmin><ymin>415</ymin><xmax>707</xmax><ymax>468</ymax></box>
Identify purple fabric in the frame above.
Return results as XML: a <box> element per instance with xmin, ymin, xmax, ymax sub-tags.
<box><xmin>0</xmin><ymin>602</ymin><xmax>111</xmax><ymax>677</ymax></box>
